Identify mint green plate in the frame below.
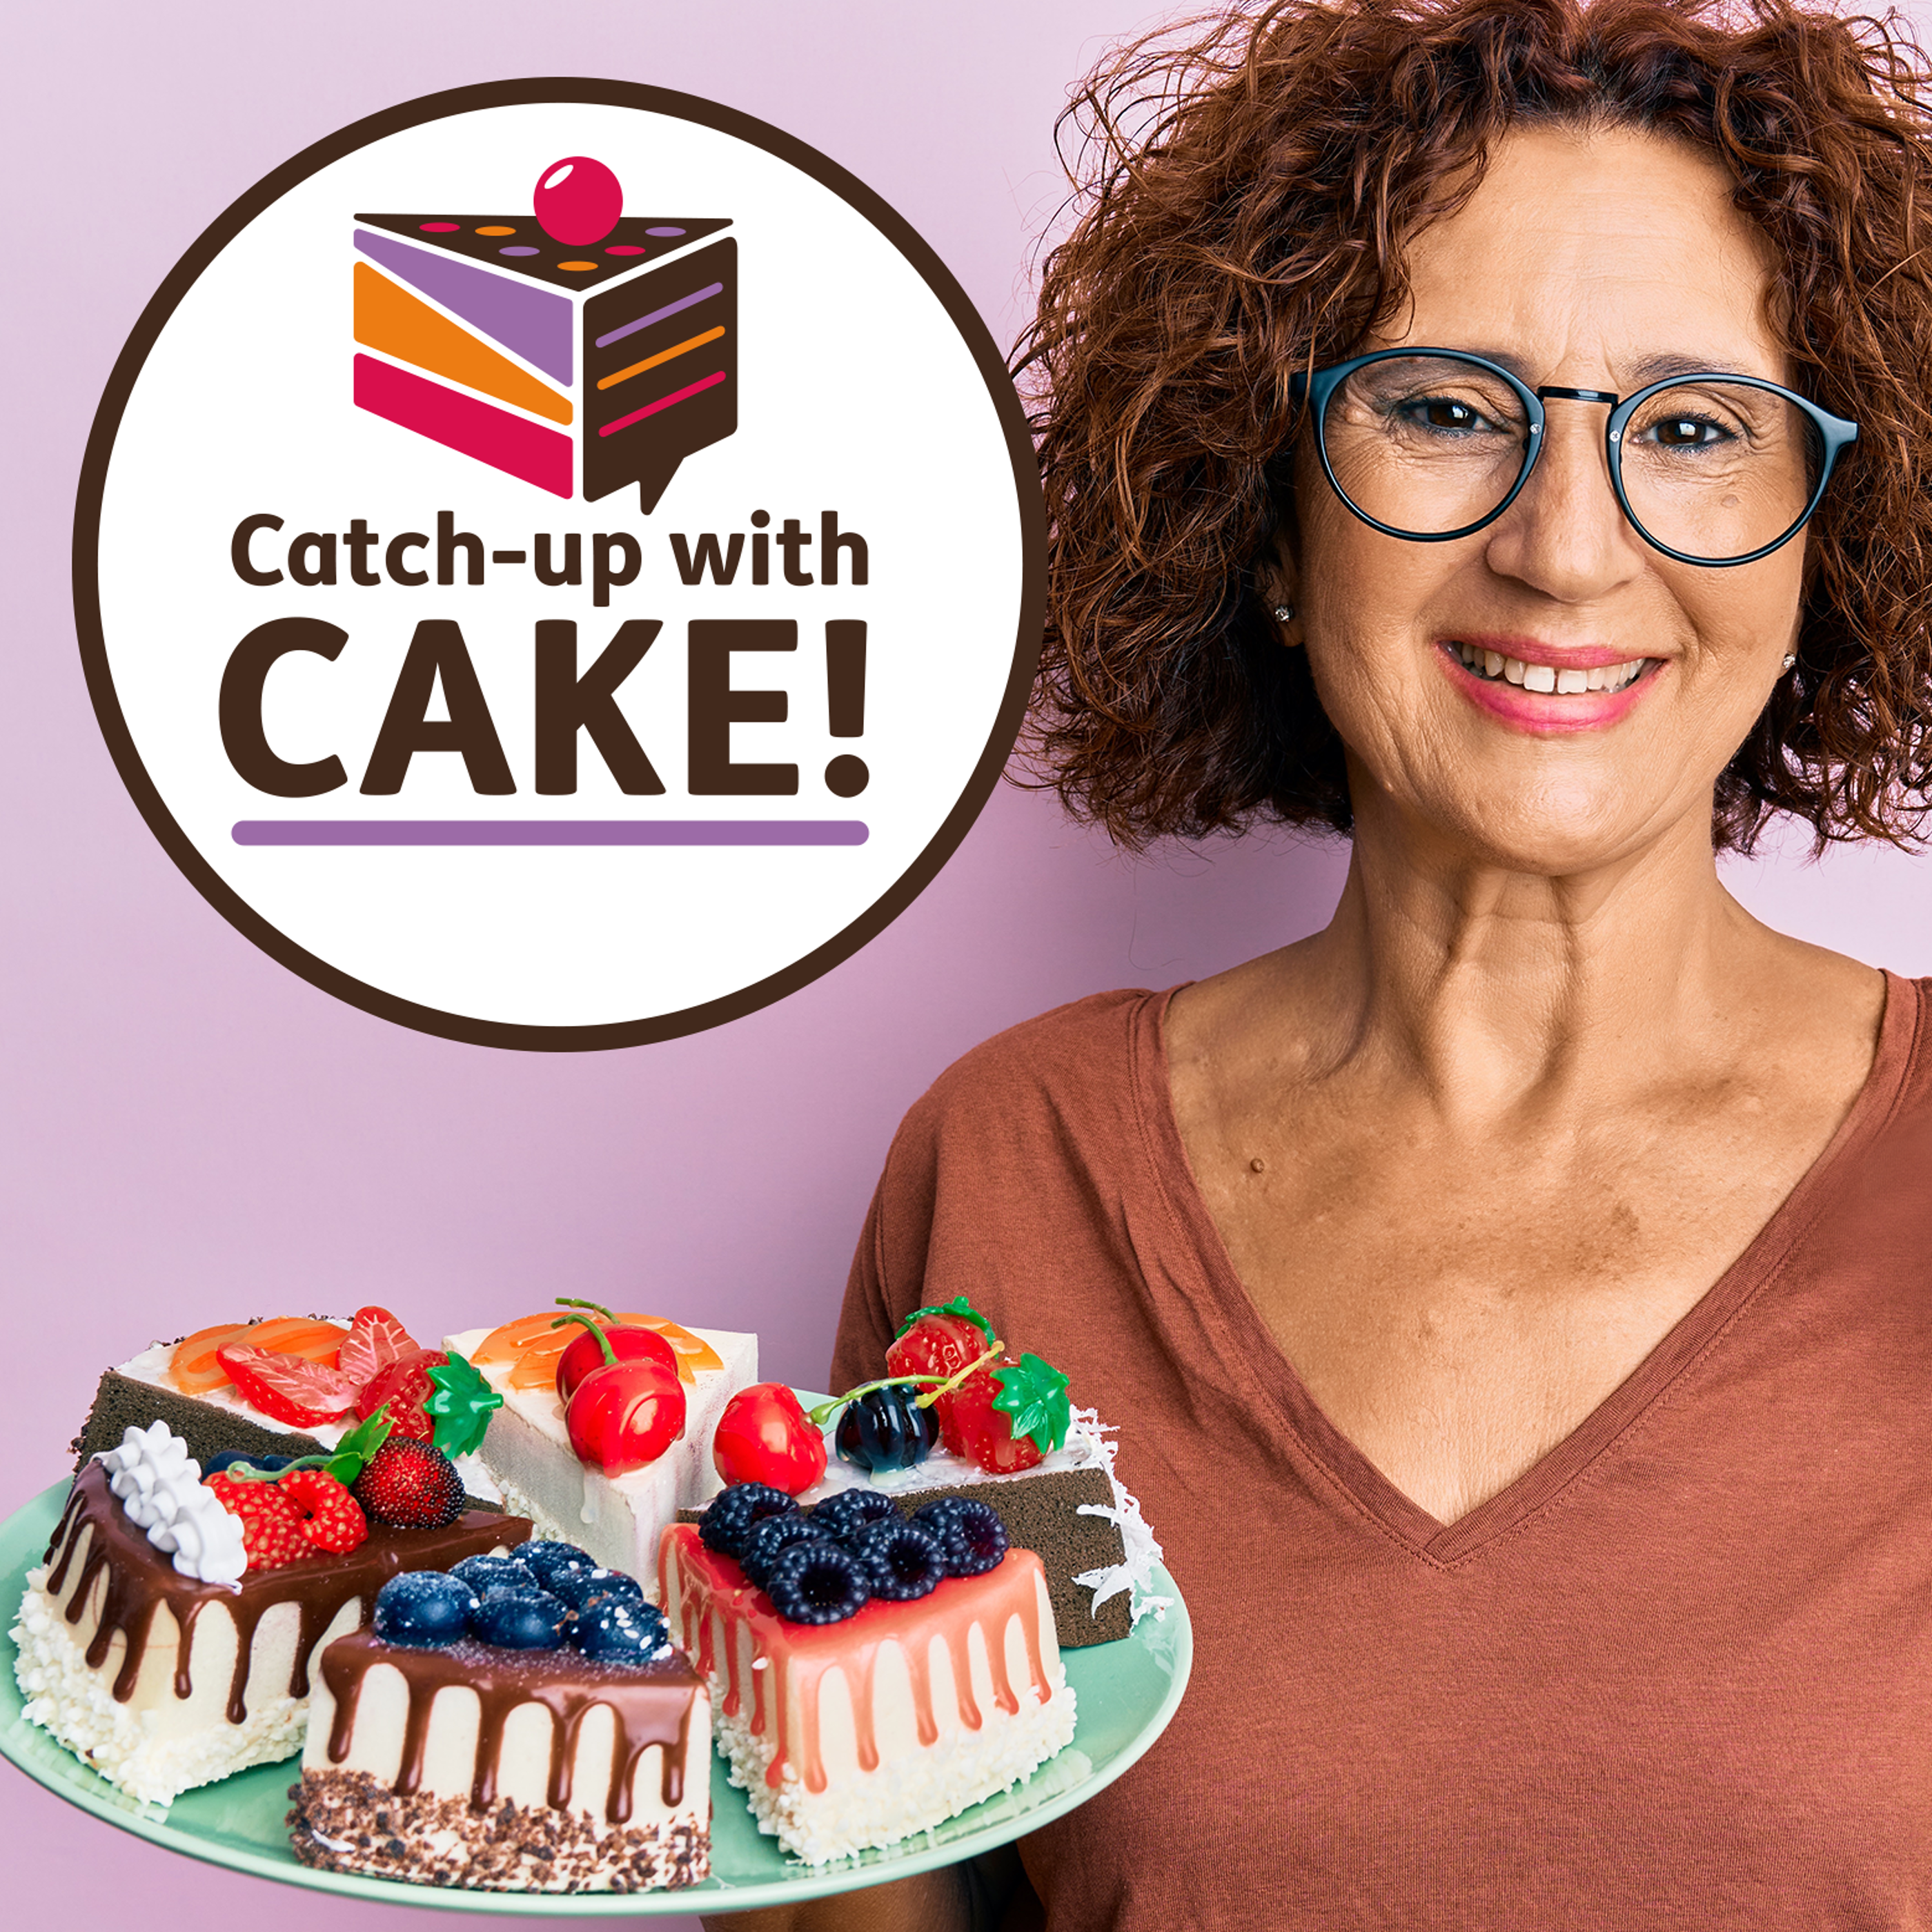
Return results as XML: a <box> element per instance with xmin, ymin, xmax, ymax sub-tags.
<box><xmin>0</xmin><ymin>1470</ymin><xmax>1190</xmax><ymax>1914</ymax></box>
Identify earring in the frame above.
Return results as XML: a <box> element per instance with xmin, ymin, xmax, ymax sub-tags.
<box><xmin>1273</xmin><ymin>604</ymin><xmax>1295</xmax><ymax>623</ymax></box>
<box><xmin>1782</xmin><ymin>653</ymin><xmax>1797</xmax><ymax>671</ymax></box>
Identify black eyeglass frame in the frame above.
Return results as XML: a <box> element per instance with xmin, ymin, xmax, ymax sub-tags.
<box><xmin>1288</xmin><ymin>348</ymin><xmax>1860</xmax><ymax>568</ymax></box>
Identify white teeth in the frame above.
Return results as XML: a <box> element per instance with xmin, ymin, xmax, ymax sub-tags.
<box><xmin>1455</xmin><ymin>647</ymin><xmax>1648</xmax><ymax>694</ymax></box>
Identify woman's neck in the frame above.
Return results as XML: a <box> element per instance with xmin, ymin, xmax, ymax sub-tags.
<box><xmin>1291</xmin><ymin>793</ymin><xmax>1763</xmax><ymax>1118</ymax></box>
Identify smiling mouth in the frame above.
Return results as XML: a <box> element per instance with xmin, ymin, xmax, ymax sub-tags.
<box><xmin>1450</xmin><ymin>642</ymin><xmax>1650</xmax><ymax>694</ymax></box>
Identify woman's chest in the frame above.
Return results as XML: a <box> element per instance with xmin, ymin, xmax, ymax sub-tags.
<box><xmin>1177</xmin><ymin>1082</ymin><xmax>1850</xmax><ymax>1524</ymax></box>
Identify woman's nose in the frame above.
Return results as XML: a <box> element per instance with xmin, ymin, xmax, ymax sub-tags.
<box><xmin>1480</xmin><ymin>408</ymin><xmax>1645</xmax><ymax>600</ymax></box>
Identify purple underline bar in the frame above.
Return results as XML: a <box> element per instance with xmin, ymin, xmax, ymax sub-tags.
<box><xmin>233</xmin><ymin>820</ymin><xmax>869</xmax><ymax>847</ymax></box>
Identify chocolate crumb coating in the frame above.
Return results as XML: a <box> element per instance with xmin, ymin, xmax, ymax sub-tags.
<box><xmin>71</xmin><ymin>1368</ymin><xmax>500</xmax><ymax>1512</ymax></box>
<box><xmin>683</xmin><ymin>1463</ymin><xmax>1132</xmax><ymax>1646</ymax></box>
<box><xmin>289</xmin><ymin>1769</ymin><xmax>709</xmax><ymax>1893</ymax></box>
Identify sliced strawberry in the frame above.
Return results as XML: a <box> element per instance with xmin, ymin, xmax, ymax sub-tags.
<box><xmin>336</xmin><ymin>1305</ymin><xmax>418</xmax><ymax>1391</ymax></box>
<box><xmin>277</xmin><ymin>1468</ymin><xmax>368</xmax><ymax>1554</ymax></box>
<box><xmin>217</xmin><ymin>1343</ymin><xmax>359</xmax><ymax>1427</ymax></box>
<box><xmin>204</xmin><ymin>1472</ymin><xmax>309</xmax><ymax>1570</ymax></box>
<box><xmin>355</xmin><ymin>1348</ymin><xmax>448</xmax><ymax>1440</ymax></box>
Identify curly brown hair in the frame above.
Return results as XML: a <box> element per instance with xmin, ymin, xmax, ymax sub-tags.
<box><xmin>1017</xmin><ymin>0</ymin><xmax>1932</xmax><ymax>851</ymax></box>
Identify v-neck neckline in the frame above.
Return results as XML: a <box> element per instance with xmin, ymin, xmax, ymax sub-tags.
<box><xmin>1132</xmin><ymin>968</ymin><xmax>1919</xmax><ymax>1567</ymax></box>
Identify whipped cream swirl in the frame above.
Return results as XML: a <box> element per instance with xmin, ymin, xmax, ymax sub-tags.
<box><xmin>97</xmin><ymin>1421</ymin><xmax>247</xmax><ymax>1588</ymax></box>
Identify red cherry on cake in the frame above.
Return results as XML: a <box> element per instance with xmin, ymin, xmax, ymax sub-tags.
<box><xmin>566</xmin><ymin>1357</ymin><xmax>687</xmax><ymax>1472</ymax></box>
<box><xmin>554</xmin><ymin>1322</ymin><xmax>678</xmax><ymax>1403</ymax></box>
<box><xmin>553</xmin><ymin>1312</ymin><xmax>686</xmax><ymax>1471</ymax></box>
<box><xmin>712</xmin><ymin>1382</ymin><xmax>829</xmax><ymax>1494</ymax></box>
<box><xmin>533</xmin><ymin>155</ymin><xmax>622</xmax><ymax>246</ymax></box>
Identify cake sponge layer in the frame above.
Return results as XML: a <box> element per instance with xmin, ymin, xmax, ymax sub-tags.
<box><xmin>11</xmin><ymin>1548</ymin><xmax>358</xmax><ymax>1806</ymax></box>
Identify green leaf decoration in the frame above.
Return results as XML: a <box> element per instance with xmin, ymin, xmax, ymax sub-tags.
<box><xmin>894</xmin><ymin>1294</ymin><xmax>995</xmax><ymax>1343</ymax></box>
<box><xmin>424</xmin><ymin>1350</ymin><xmax>503</xmax><ymax>1459</ymax></box>
<box><xmin>323</xmin><ymin>1403</ymin><xmax>395</xmax><ymax>1486</ymax></box>
<box><xmin>990</xmin><ymin>1352</ymin><xmax>1072</xmax><ymax>1455</ymax></box>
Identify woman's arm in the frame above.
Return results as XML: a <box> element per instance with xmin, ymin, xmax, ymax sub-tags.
<box><xmin>700</xmin><ymin>1846</ymin><xmax>1027</xmax><ymax>1931</ymax></box>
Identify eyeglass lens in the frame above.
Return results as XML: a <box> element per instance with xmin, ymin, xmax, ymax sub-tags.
<box><xmin>1322</xmin><ymin>355</ymin><xmax>1825</xmax><ymax>562</ymax></box>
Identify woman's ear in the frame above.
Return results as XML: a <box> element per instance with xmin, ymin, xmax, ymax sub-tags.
<box><xmin>1259</xmin><ymin>536</ymin><xmax>1303</xmax><ymax>648</ymax></box>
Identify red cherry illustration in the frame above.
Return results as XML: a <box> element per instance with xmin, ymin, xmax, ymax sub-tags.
<box><xmin>712</xmin><ymin>1383</ymin><xmax>828</xmax><ymax>1494</ymax></box>
<box><xmin>533</xmin><ymin>155</ymin><xmax>622</xmax><ymax>246</ymax></box>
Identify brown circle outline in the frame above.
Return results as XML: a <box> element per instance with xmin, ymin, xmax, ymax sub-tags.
<box><xmin>72</xmin><ymin>77</ymin><xmax>1044</xmax><ymax>1053</ymax></box>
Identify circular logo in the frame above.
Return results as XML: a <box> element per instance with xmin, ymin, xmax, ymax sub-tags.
<box><xmin>77</xmin><ymin>81</ymin><xmax>1041</xmax><ymax>1049</ymax></box>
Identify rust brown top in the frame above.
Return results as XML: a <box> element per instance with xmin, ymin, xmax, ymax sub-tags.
<box><xmin>835</xmin><ymin>973</ymin><xmax>1932</xmax><ymax>1930</ymax></box>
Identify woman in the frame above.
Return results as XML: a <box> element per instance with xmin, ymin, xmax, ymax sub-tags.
<box><xmin>723</xmin><ymin>0</ymin><xmax>1932</xmax><ymax>1923</ymax></box>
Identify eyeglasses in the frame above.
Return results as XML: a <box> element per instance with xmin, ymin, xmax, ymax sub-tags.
<box><xmin>1290</xmin><ymin>350</ymin><xmax>1859</xmax><ymax>567</ymax></box>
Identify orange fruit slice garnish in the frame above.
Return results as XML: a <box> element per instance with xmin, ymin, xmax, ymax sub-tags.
<box><xmin>168</xmin><ymin>1317</ymin><xmax>348</xmax><ymax>1392</ymax></box>
<box><xmin>474</xmin><ymin>1311</ymin><xmax>724</xmax><ymax>1388</ymax></box>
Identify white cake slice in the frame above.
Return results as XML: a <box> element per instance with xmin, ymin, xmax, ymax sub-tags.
<box><xmin>444</xmin><ymin>1324</ymin><xmax>756</xmax><ymax>1584</ymax></box>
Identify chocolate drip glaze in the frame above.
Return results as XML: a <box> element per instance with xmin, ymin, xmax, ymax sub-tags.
<box><xmin>43</xmin><ymin>1463</ymin><xmax>529</xmax><ymax>1723</ymax></box>
<box><xmin>320</xmin><ymin>1632</ymin><xmax>702</xmax><ymax>1825</ymax></box>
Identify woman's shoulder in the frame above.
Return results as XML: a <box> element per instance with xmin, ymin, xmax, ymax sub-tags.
<box><xmin>905</xmin><ymin>987</ymin><xmax>1170</xmax><ymax>1132</ymax></box>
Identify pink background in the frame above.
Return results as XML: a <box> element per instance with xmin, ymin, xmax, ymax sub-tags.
<box><xmin>8</xmin><ymin>3</ymin><xmax>1931</xmax><ymax>1924</ymax></box>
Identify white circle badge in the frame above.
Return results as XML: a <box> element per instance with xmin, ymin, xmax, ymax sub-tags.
<box><xmin>77</xmin><ymin>82</ymin><xmax>1041</xmax><ymax>1049</ymax></box>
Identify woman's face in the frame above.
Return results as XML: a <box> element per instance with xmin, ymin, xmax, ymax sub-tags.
<box><xmin>1291</xmin><ymin>124</ymin><xmax>1805</xmax><ymax>875</ymax></box>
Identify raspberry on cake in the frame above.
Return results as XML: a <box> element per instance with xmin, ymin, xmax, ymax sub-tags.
<box><xmin>662</xmin><ymin>1487</ymin><xmax>1079</xmax><ymax>1865</ymax></box>
<box><xmin>11</xmin><ymin>1428</ymin><xmax>531</xmax><ymax>1806</ymax></box>
<box><xmin>444</xmin><ymin>1307</ymin><xmax>757</xmax><ymax>1582</ymax></box>
<box><xmin>289</xmin><ymin>1552</ymin><xmax>709</xmax><ymax>1893</ymax></box>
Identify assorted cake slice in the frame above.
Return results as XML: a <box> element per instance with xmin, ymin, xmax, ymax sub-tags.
<box><xmin>13</xmin><ymin>1448</ymin><xmax>529</xmax><ymax>1805</ymax></box>
<box><xmin>290</xmin><ymin>1545</ymin><xmax>709</xmax><ymax>1893</ymax></box>
<box><xmin>662</xmin><ymin>1504</ymin><xmax>1076</xmax><ymax>1865</ymax></box>
<box><xmin>445</xmin><ymin>1312</ymin><xmax>758</xmax><ymax>1581</ymax></box>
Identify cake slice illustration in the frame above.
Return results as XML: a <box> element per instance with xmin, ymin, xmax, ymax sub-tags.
<box><xmin>352</xmin><ymin>156</ymin><xmax>736</xmax><ymax>507</ymax></box>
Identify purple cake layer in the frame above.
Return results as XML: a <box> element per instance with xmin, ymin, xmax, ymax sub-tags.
<box><xmin>355</xmin><ymin>230</ymin><xmax>575</xmax><ymax>386</ymax></box>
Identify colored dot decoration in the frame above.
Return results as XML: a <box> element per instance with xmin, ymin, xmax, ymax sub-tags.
<box><xmin>475</xmin><ymin>225</ymin><xmax>516</xmax><ymax>236</ymax></box>
<box><xmin>558</xmin><ymin>260</ymin><xmax>600</xmax><ymax>272</ymax></box>
<box><xmin>499</xmin><ymin>246</ymin><xmax>540</xmax><ymax>257</ymax></box>
<box><xmin>645</xmin><ymin>226</ymin><xmax>686</xmax><ymax>237</ymax></box>
<box><xmin>419</xmin><ymin>221</ymin><xmax>460</xmax><ymax>233</ymax></box>
<box><xmin>605</xmin><ymin>244</ymin><xmax>645</xmax><ymax>256</ymax></box>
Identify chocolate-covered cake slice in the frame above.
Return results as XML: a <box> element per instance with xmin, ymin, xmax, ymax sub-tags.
<box><xmin>11</xmin><ymin>1462</ymin><xmax>530</xmax><ymax>1806</ymax></box>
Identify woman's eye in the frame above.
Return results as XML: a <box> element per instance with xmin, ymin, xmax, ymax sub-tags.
<box><xmin>1401</xmin><ymin>397</ymin><xmax>1483</xmax><ymax>431</ymax></box>
<box><xmin>1647</xmin><ymin>415</ymin><xmax>1724</xmax><ymax>448</ymax></box>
